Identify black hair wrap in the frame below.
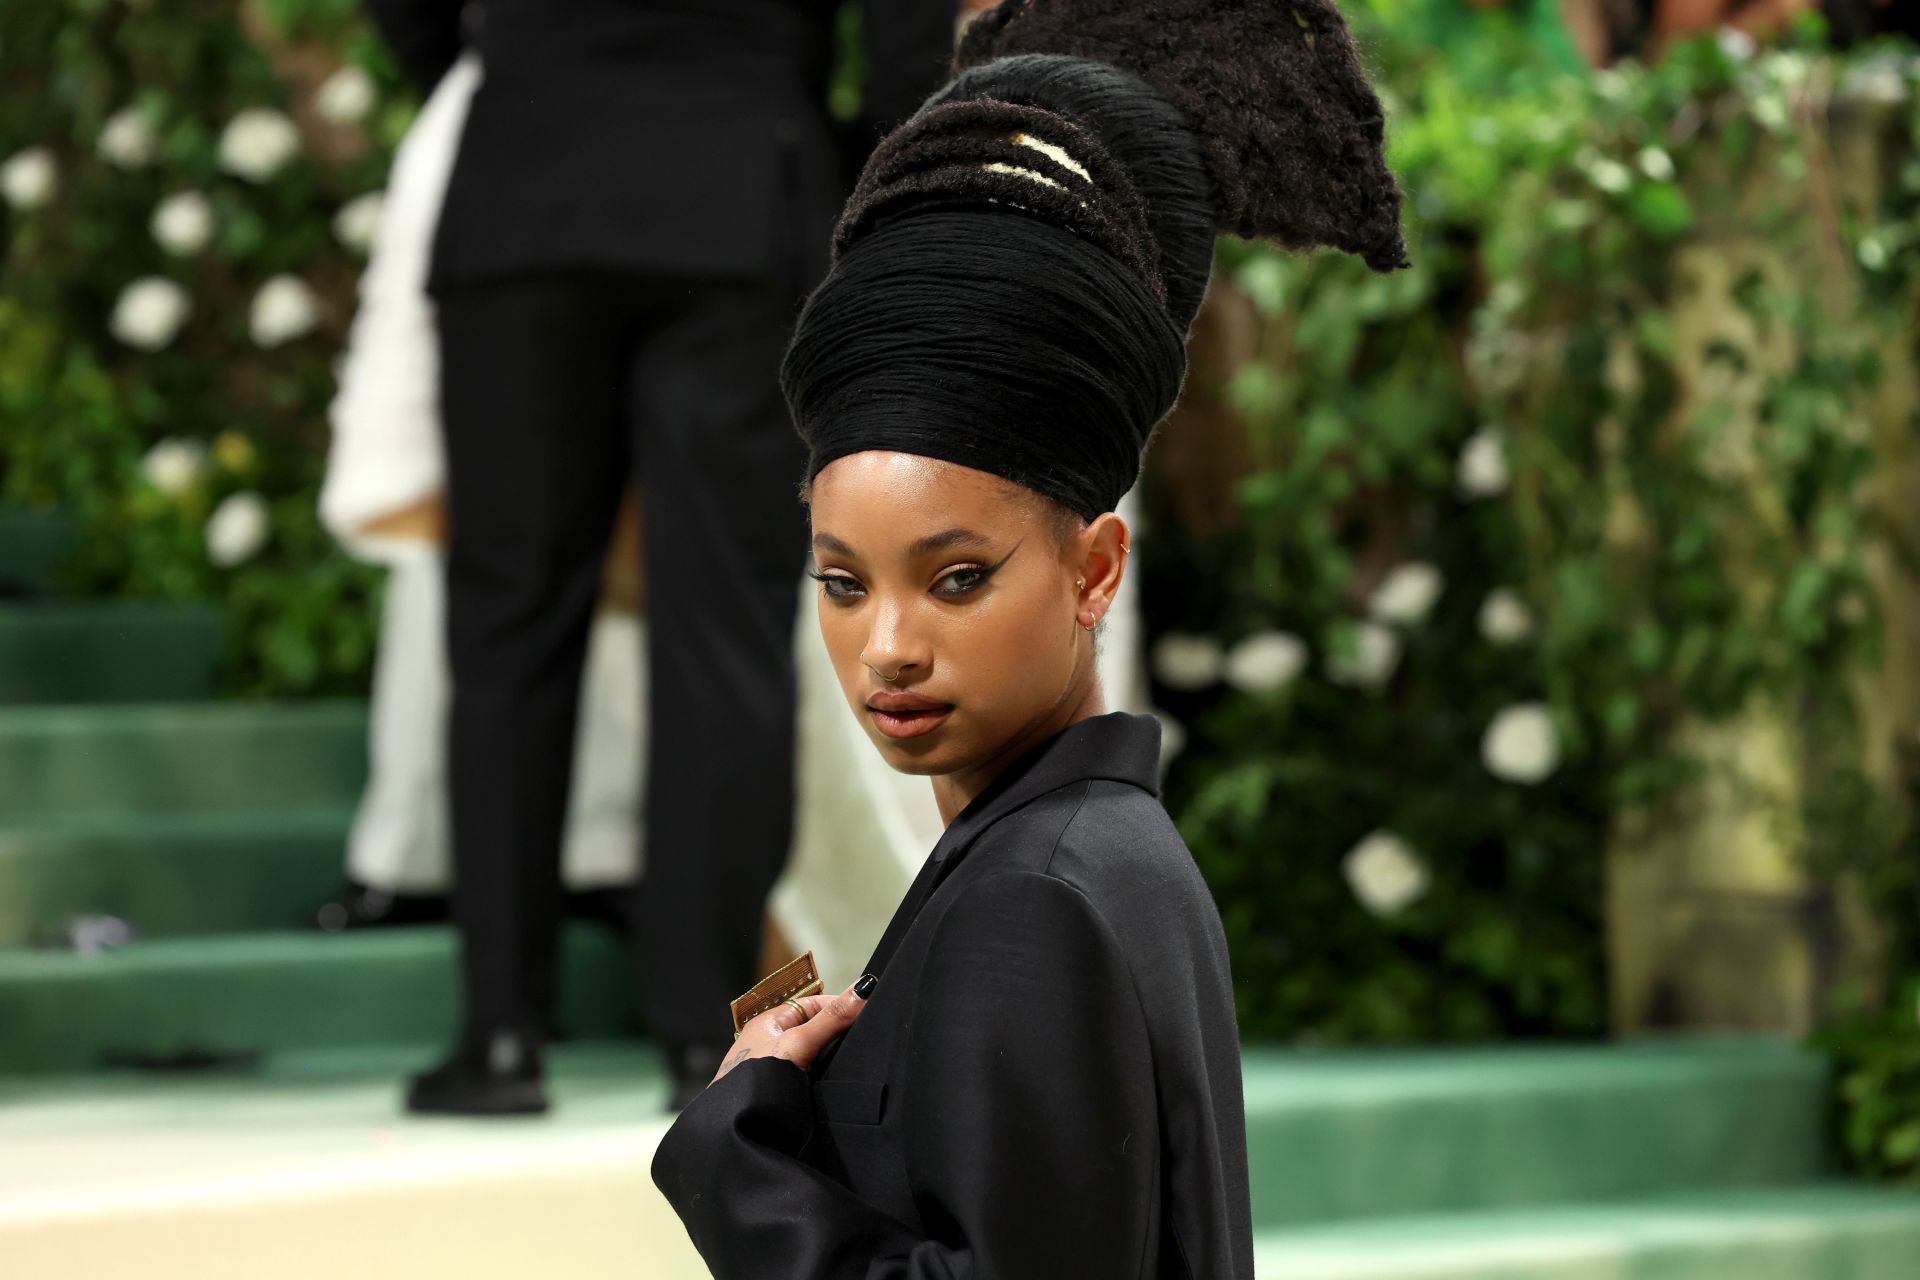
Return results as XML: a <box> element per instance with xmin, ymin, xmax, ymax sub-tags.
<box><xmin>785</xmin><ymin>210</ymin><xmax>1185</xmax><ymax>522</ymax></box>
<box><xmin>783</xmin><ymin>0</ymin><xmax>1409</xmax><ymax>523</ymax></box>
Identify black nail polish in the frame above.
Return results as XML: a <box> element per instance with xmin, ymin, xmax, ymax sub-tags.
<box><xmin>854</xmin><ymin>973</ymin><xmax>877</xmax><ymax>999</ymax></box>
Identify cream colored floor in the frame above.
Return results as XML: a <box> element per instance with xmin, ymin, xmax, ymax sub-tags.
<box><xmin>0</xmin><ymin>1043</ymin><xmax>713</xmax><ymax>1280</ymax></box>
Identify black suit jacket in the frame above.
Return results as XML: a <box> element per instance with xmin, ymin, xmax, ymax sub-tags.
<box><xmin>651</xmin><ymin>711</ymin><xmax>1256</xmax><ymax>1280</ymax></box>
<box><xmin>366</xmin><ymin>0</ymin><xmax>957</xmax><ymax>288</ymax></box>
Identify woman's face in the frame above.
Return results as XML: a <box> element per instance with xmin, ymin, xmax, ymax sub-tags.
<box><xmin>807</xmin><ymin>450</ymin><xmax>1117</xmax><ymax>778</ymax></box>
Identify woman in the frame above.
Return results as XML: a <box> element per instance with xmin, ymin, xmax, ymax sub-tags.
<box><xmin>650</xmin><ymin>0</ymin><xmax>1407</xmax><ymax>1273</ymax></box>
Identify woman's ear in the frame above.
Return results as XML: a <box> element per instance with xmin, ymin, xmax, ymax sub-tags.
<box><xmin>1077</xmin><ymin>512</ymin><xmax>1129</xmax><ymax>626</ymax></box>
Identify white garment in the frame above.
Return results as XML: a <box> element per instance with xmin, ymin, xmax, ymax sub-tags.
<box><xmin>318</xmin><ymin>54</ymin><xmax>478</xmax><ymax>559</ymax></box>
<box><xmin>345</xmin><ymin>545</ymin><xmax>644</xmax><ymax>891</ymax></box>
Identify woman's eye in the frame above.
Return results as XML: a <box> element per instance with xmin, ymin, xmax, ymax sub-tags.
<box><xmin>936</xmin><ymin>568</ymin><xmax>989</xmax><ymax>595</ymax></box>
<box><xmin>813</xmin><ymin>572</ymin><xmax>863</xmax><ymax>599</ymax></box>
<box><xmin>807</xmin><ymin>567</ymin><xmax>991</xmax><ymax>600</ymax></box>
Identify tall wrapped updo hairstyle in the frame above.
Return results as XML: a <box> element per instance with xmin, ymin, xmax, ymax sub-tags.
<box><xmin>782</xmin><ymin>0</ymin><xmax>1409</xmax><ymax>525</ymax></box>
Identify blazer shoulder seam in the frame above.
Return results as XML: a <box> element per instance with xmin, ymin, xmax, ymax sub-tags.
<box><xmin>1037</xmin><ymin>778</ymin><xmax>1094</xmax><ymax>880</ymax></box>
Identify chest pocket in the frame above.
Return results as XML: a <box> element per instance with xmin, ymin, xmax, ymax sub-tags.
<box><xmin>814</xmin><ymin>1077</ymin><xmax>888</xmax><ymax>1127</ymax></box>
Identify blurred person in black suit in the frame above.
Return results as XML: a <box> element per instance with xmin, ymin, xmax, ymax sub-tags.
<box><xmin>364</xmin><ymin>0</ymin><xmax>957</xmax><ymax>1117</ymax></box>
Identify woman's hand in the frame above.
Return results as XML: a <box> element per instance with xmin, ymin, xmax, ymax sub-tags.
<box><xmin>712</xmin><ymin>977</ymin><xmax>872</xmax><ymax>1083</ymax></box>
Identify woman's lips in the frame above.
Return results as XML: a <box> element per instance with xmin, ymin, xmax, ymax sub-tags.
<box><xmin>869</xmin><ymin>703</ymin><xmax>954</xmax><ymax>740</ymax></box>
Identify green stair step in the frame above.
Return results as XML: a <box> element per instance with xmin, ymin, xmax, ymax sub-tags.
<box><xmin>0</xmin><ymin>925</ymin><xmax>634</xmax><ymax>1072</ymax></box>
<box><xmin>0</xmin><ymin>702</ymin><xmax>367</xmax><ymax>816</ymax></box>
<box><xmin>0</xmin><ymin>809</ymin><xmax>352</xmax><ymax>946</ymax></box>
<box><xmin>0</xmin><ymin>509</ymin><xmax>76</xmax><ymax>597</ymax></box>
<box><xmin>1250</xmin><ymin>1185</ymin><xmax>1920</xmax><ymax>1280</ymax></box>
<box><xmin>1240</xmin><ymin>1037</ymin><xmax>1830</xmax><ymax>1229</ymax></box>
<box><xmin>0</xmin><ymin>601</ymin><xmax>220</xmax><ymax>703</ymax></box>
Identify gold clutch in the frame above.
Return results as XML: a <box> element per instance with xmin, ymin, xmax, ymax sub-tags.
<box><xmin>729</xmin><ymin>949</ymin><xmax>825</xmax><ymax>1036</ymax></box>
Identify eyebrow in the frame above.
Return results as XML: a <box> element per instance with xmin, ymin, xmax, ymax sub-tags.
<box><xmin>812</xmin><ymin>527</ymin><xmax>997</xmax><ymax>560</ymax></box>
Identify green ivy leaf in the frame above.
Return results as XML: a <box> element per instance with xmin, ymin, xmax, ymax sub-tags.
<box><xmin>1628</xmin><ymin>182</ymin><xmax>1695</xmax><ymax>238</ymax></box>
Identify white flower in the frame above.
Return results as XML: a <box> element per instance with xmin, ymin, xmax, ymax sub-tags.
<box><xmin>1</xmin><ymin>147</ymin><xmax>55</xmax><ymax>210</ymax></box>
<box><xmin>141</xmin><ymin>438</ymin><xmax>207</xmax><ymax>498</ymax></box>
<box><xmin>97</xmin><ymin>106</ymin><xmax>157</xmax><ymax>168</ymax></box>
<box><xmin>218</xmin><ymin>108</ymin><xmax>300</xmax><ymax>182</ymax></box>
<box><xmin>1586</xmin><ymin>157</ymin><xmax>1633</xmax><ymax>195</ymax></box>
<box><xmin>1636</xmin><ymin>146</ymin><xmax>1675</xmax><ymax>183</ymax></box>
<box><xmin>205</xmin><ymin>491</ymin><xmax>270</xmax><ymax>567</ymax></box>
<box><xmin>1841</xmin><ymin>59</ymin><xmax>1909</xmax><ymax>106</ymax></box>
<box><xmin>249</xmin><ymin>275</ymin><xmax>319</xmax><ymax>347</ymax></box>
<box><xmin>1342</xmin><ymin>831</ymin><xmax>1430</xmax><ymax>917</ymax></box>
<box><xmin>1482</xmin><ymin>702</ymin><xmax>1561</xmax><ymax>784</ymax></box>
<box><xmin>1752</xmin><ymin>92</ymin><xmax>1790</xmax><ymax>133</ymax></box>
<box><xmin>1457</xmin><ymin>428</ymin><xmax>1510</xmax><ymax>499</ymax></box>
<box><xmin>1152</xmin><ymin>632</ymin><xmax>1225</xmax><ymax>691</ymax></box>
<box><xmin>1326</xmin><ymin>621</ymin><xmax>1401</xmax><ymax>692</ymax></box>
<box><xmin>1717</xmin><ymin>29</ymin><xmax>1757</xmax><ymax>62</ymax></box>
<box><xmin>1224</xmin><ymin>631</ymin><xmax>1308</xmax><ymax>694</ymax></box>
<box><xmin>109</xmin><ymin>276</ymin><xmax>191</xmax><ymax>350</ymax></box>
<box><xmin>1760</xmin><ymin>51</ymin><xmax>1810</xmax><ymax>89</ymax></box>
<box><xmin>315</xmin><ymin>64</ymin><xmax>376</xmax><ymax>123</ymax></box>
<box><xmin>331</xmin><ymin>190</ymin><xmax>384</xmax><ymax>253</ymax></box>
<box><xmin>151</xmin><ymin>190</ymin><xmax>215</xmax><ymax>255</ymax></box>
<box><xmin>1368</xmin><ymin>562</ymin><xmax>1444</xmax><ymax>627</ymax></box>
<box><xmin>1477</xmin><ymin>589</ymin><xmax>1535</xmax><ymax>646</ymax></box>
<box><xmin>1487</xmin><ymin>279</ymin><xmax>1526</xmax><ymax>317</ymax></box>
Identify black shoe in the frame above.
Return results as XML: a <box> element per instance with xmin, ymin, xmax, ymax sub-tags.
<box><xmin>663</xmin><ymin>1038</ymin><xmax>732</xmax><ymax>1114</ymax></box>
<box><xmin>312</xmin><ymin>880</ymin><xmax>451</xmax><ymax>932</ymax></box>
<box><xmin>405</xmin><ymin>1027</ymin><xmax>549</xmax><ymax>1116</ymax></box>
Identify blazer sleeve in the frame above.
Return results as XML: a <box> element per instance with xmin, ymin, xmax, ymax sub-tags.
<box><xmin>650</xmin><ymin>870</ymin><xmax>1160</xmax><ymax>1280</ymax></box>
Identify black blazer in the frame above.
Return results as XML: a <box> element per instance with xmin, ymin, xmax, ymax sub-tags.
<box><xmin>651</xmin><ymin>711</ymin><xmax>1256</xmax><ymax>1279</ymax></box>
<box><xmin>365</xmin><ymin>0</ymin><xmax>957</xmax><ymax>289</ymax></box>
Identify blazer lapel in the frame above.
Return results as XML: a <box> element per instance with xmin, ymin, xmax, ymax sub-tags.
<box><xmin>856</xmin><ymin>711</ymin><xmax>1162</xmax><ymax>979</ymax></box>
<box><xmin>809</xmin><ymin>712</ymin><xmax>1163</xmax><ymax>1081</ymax></box>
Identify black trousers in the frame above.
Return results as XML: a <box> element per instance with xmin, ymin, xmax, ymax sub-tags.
<box><xmin>435</xmin><ymin>267</ymin><xmax>810</xmax><ymax>1048</ymax></box>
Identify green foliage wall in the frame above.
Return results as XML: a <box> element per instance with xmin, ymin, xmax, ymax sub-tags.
<box><xmin>1142</xmin><ymin>16</ymin><xmax>1920</xmax><ymax>1179</ymax></box>
<box><xmin>1</xmin><ymin>0</ymin><xmax>406</xmax><ymax>694</ymax></box>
